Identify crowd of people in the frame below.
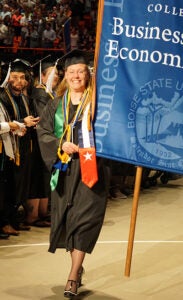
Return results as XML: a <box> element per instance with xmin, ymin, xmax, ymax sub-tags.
<box><xmin>0</xmin><ymin>0</ymin><xmax>97</xmax><ymax>52</ymax></box>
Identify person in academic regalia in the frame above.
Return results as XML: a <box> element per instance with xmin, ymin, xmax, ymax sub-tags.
<box><xmin>0</xmin><ymin>59</ymin><xmax>40</xmax><ymax>232</ymax></box>
<box><xmin>0</xmin><ymin>100</ymin><xmax>26</xmax><ymax>237</ymax></box>
<box><xmin>37</xmin><ymin>50</ymin><xmax>109</xmax><ymax>298</ymax></box>
<box><xmin>25</xmin><ymin>57</ymin><xmax>60</xmax><ymax>227</ymax></box>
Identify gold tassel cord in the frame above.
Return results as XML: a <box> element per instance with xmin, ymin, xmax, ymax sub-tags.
<box><xmin>15</xmin><ymin>151</ymin><xmax>20</xmax><ymax>166</ymax></box>
<box><xmin>87</xmin><ymin>103</ymin><xmax>91</xmax><ymax>131</ymax></box>
<box><xmin>40</xmin><ymin>84</ymin><xmax>54</xmax><ymax>100</ymax></box>
<box><xmin>57</xmin><ymin>124</ymin><xmax>71</xmax><ymax>164</ymax></box>
<box><xmin>15</xmin><ymin>135</ymin><xmax>20</xmax><ymax>166</ymax></box>
<box><xmin>0</xmin><ymin>139</ymin><xmax>2</xmax><ymax>153</ymax></box>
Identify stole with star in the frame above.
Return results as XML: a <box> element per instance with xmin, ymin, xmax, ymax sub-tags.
<box><xmin>79</xmin><ymin>147</ymin><xmax>98</xmax><ymax>188</ymax></box>
<box><xmin>78</xmin><ymin>103</ymin><xmax>98</xmax><ymax>188</ymax></box>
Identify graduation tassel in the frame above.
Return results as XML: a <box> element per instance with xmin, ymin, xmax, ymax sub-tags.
<box><xmin>46</xmin><ymin>59</ymin><xmax>58</xmax><ymax>94</ymax></box>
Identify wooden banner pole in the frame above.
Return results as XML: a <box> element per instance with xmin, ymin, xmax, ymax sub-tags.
<box><xmin>94</xmin><ymin>0</ymin><xmax>104</xmax><ymax>61</ymax></box>
<box><xmin>124</xmin><ymin>166</ymin><xmax>143</xmax><ymax>277</ymax></box>
<box><xmin>93</xmin><ymin>0</ymin><xmax>143</xmax><ymax>277</ymax></box>
<box><xmin>91</xmin><ymin>0</ymin><xmax>104</xmax><ymax>118</ymax></box>
<box><xmin>94</xmin><ymin>0</ymin><xmax>142</xmax><ymax>277</ymax></box>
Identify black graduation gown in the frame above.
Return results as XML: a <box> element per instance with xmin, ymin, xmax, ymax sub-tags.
<box><xmin>37</xmin><ymin>97</ymin><xmax>109</xmax><ymax>254</ymax></box>
<box><xmin>0</xmin><ymin>103</ymin><xmax>15</xmax><ymax>226</ymax></box>
<box><xmin>31</xmin><ymin>86</ymin><xmax>52</xmax><ymax>117</ymax></box>
<box><xmin>28</xmin><ymin>87</ymin><xmax>52</xmax><ymax>198</ymax></box>
<box><xmin>0</xmin><ymin>89</ymin><xmax>33</xmax><ymax>206</ymax></box>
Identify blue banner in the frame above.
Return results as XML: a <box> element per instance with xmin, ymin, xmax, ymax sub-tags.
<box><xmin>63</xmin><ymin>18</ymin><xmax>71</xmax><ymax>53</ymax></box>
<box><xmin>94</xmin><ymin>0</ymin><xmax>183</xmax><ymax>174</ymax></box>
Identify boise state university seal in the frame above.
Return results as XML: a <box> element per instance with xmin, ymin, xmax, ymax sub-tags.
<box><xmin>128</xmin><ymin>78</ymin><xmax>183</xmax><ymax>172</ymax></box>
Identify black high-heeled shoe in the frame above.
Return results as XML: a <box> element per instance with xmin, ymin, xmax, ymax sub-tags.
<box><xmin>77</xmin><ymin>266</ymin><xmax>84</xmax><ymax>287</ymax></box>
<box><xmin>64</xmin><ymin>280</ymin><xmax>78</xmax><ymax>298</ymax></box>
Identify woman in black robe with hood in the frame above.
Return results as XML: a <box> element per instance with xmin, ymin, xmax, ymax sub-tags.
<box><xmin>37</xmin><ymin>50</ymin><xmax>109</xmax><ymax>298</ymax></box>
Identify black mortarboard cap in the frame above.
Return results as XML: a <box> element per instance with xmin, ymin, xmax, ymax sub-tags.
<box><xmin>59</xmin><ymin>49</ymin><xmax>94</xmax><ymax>70</ymax></box>
<box><xmin>32</xmin><ymin>55</ymin><xmax>54</xmax><ymax>73</ymax></box>
<box><xmin>32</xmin><ymin>55</ymin><xmax>57</xmax><ymax>82</ymax></box>
<box><xmin>41</xmin><ymin>61</ymin><xmax>56</xmax><ymax>73</ymax></box>
<box><xmin>0</xmin><ymin>59</ymin><xmax>31</xmax><ymax>87</ymax></box>
<box><xmin>11</xmin><ymin>58</ymin><xmax>32</xmax><ymax>72</ymax></box>
<box><xmin>32</xmin><ymin>55</ymin><xmax>59</xmax><ymax>91</ymax></box>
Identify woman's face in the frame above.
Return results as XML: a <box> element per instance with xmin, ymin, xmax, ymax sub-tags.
<box><xmin>65</xmin><ymin>63</ymin><xmax>89</xmax><ymax>92</ymax></box>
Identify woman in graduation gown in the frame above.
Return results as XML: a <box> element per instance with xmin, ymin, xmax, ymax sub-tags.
<box><xmin>26</xmin><ymin>59</ymin><xmax>60</xmax><ymax>226</ymax></box>
<box><xmin>37</xmin><ymin>50</ymin><xmax>109</xmax><ymax>298</ymax></box>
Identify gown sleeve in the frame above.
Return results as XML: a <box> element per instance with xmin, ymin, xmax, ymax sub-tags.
<box><xmin>36</xmin><ymin>98</ymin><xmax>60</xmax><ymax>172</ymax></box>
<box><xmin>31</xmin><ymin>87</ymin><xmax>51</xmax><ymax>117</ymax></box>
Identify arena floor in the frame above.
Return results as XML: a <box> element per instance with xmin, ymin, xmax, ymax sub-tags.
<box><xmin>0</xmin><ymin>176</ymin><xmax>183</xmax><ymax>300</ymax></box>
